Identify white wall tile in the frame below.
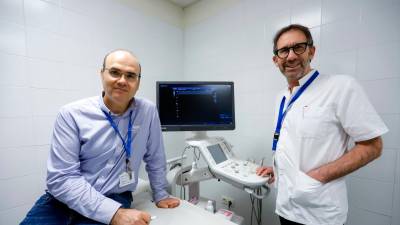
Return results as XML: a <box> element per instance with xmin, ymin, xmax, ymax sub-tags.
<box><xmin>0</xmin><ymin>21</ymin><xmax>26</xmax><ymax>56</ymax></box>
<box><xmin>321</xmin><ymin>0</ymin><xmax>361</xmax><ymax>25</ymax></box>
<box><xmin>350</xmin><ymin>148</ymin><xmax>396</xmax><ymax>183</ymax></box>
<box><xmin>59</xmin><ymin>8</ymin><xmax>92</xmax><ymax>41</ymax></box>
<box><xmin>59</xmin><ymin>36</ymin><xmax>91</xmax><ymax>66</ymax></box>
<box><xmin>243</xmin><ymin>0</ymin><xmax>267</xmax><ymax>21</ymax></box>
<box><xmin>380</xmin><ymin>114</ymin><xmax>400</xmax><ymax>150</ymax></box>
<box><xmin>392</xmin><ymin>151</ymin><xmax>400</xmax><ymax>225</ymax></box>
<box><xmin>0</xmin><ymin>52</ymin><xmax>28</xmax><ymax>87</ymax></box>
<box><xmin>0</xmin><ymin>87</ymin><xmax>32</xmax><ymax>117</ymax></box>
<box><xmin>32</xmin><ymin>116</ymin><xmax>55</xmax><ymax>145</ymax></box>
<box><xmin>348</xmin><ymin>177</ymin><xmax>394</xmax><ymax>216</ymax></box>
<box><xmin>236</xmin><ymin>114</ymin><xmax>270</xmax><ymax>139</ymax></box>
<box><xmin>230</xmin><ymin>130</ymin><xmax>272</xmax><ymax>160</ymax></box>
<box><xmin>87</xmin><ymin>40</ymin><xmax>112</xmax><ymax>67</ymax></box>
<box><xmin>242</xmin><ymin>1</ymin><xmax>269</xmax><ymax>68</ymax></box>
<box><xmin>0</xmin><ymin>204</ymin><xmax>32</xmax><ymax>225</ymax></box>
<box><xmin>0</xmin><ymin>117</ymin><xmax>33</xmax><ymax>148</ymax></box>
<box><xmin>357</xmin><ymin>42</ymin><xmax>400</xmax><ymax>80</ymax></box>
<box><xmin>31</xmin><ymin>89</ymin><xmax>81</xmax><ymax>116</ymax></box>
<box><xmin>0</xmin><ymin>173</ymin><xmax>45</xmax><ymax>211</ymax></box>
<box><xmin>61</xmin><ymin>64</ymin><xmax>100</xmax><ymax>91</ymax></box>
<box><xmin>60</xmin><ymin>0</ymin><xmax>97</xmax><ymax>15</ymax></box>
<box><xmin>291</xmin><ymin>0</ymin><xmax>322</xmax><ymax>28</ymax></box>
<box><xmin>25</xmin><ymin>27</ymin><xmax>63</xmax><ymax>61</ymax></box>
<box><xmin>161</xmin><ymin>132</ymin><xmax>186</xmax><ymax>159</ymax></box>
<box><xmin>265</xmin><ymin>0</ymin><xmax>292</xmax><ymax>13</ymax></box>
<box><xmin>0</xmin><ymin>0</ymin><xmax>24</xmax><ymax>25</ymax></box>
<box><xmin>320</xmin><ymin>18</ymin><xmax>360</xmax><ymax>54</ymax></box>
<box><xmin>24</xmin><ymin>0</ymin><xmax>60</xmax><ymax>33</ymax></box>
<box><xmin>264</xmin><ymin>10</ymin><xmax>291</xmax><ymax>55</ymax></box>
<box><xmin>319</xmin><ymin>50</ymin><xmax>357</xmax><ymax>77</ymax></box>
<box><xmin>359</xmin><ymin>0</ymin><xmax>400</xmax><ymax>46</ymax></box>
<box><xmin>27</xmin><ymin>58</ymin><xmax>66</xmax><ymax>89</ymax></box>
<box><xmin>360</xmin><ymin>78</ymin><xmax>400</xmax><ymax>114</ymax></box>
<box><xmin>233</xmin><ymin>67</ymin><xmax>269</xmax><ymax>94</ymax></box>
<box><xmin>309</xmin><ymin>26</ymin><xmax>321</xmax><ymax>68</ymax></box>
<box><xmin>0</xmin><ymin>145</ymin><xmax>49</xmax><ymax>179</ymax></box>
<box><xmin>197</xmin><ymin>5</ymin><xmax>244</xmax><ymax>59</ymax></box>
<box><xmin>235</xmin><ymin>93</ymin><xmax>268</xmax><ymax>116</ymax></box>
<box><xmin>347</xmin><ymin>205</ymin><xmax>391</xmax><ymax>225</ymax></box>
<box><xmin>42</xmin><ymin>0</ymin><xmax>59</xmax><ymax>5</ymax></box>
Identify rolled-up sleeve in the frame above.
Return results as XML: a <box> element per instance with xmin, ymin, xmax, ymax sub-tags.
<box><xmin>143</xmin><ymin>106</ymin><xmax>169</xmax><ymax>203</ymax></box>
<box><xmin>46</xmin><ymin>107</ymin><xmax>121</xmax><ymax>224</ymax></box>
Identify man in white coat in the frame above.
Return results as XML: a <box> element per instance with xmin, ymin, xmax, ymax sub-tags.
<box><xmin>256</xmin><ymin>24</ymin><xmax>388</xmax><ymax>225</ymax></box>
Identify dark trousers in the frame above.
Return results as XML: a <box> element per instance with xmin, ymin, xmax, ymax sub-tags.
<box><xmin>279</xmin><ymin>216</ymin><xmax>304</xmax><ymax>225</ymax></box>
<box><xmin>279</xmin><ymin>216</ymin><xmax>345</xmax><ymax>225</ymax></box>
<box><xmin>20</xmin><ymin>191</ymin><xmax>132</xmax><ymax>225</ymax></box>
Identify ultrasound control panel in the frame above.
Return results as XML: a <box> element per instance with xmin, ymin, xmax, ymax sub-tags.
<box><xmin>186</xmin><ymin>137</ymin><xmax>268</xmax><ymax>189</ymax></box>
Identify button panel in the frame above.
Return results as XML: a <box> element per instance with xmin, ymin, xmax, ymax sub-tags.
<box><xmin>219</xmin><ymin>159</ymin><xmax>264</xmax><ymax>183</ymax></box>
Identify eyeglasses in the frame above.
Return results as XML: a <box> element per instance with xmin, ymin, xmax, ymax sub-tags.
<box><xmin>274</xmin><ymin>42</ymin><xmax>311</xmax><ymax>59</ymax></box>
<box><xmin>104</xmin><ymin>68</ymin><xmax>141</xmax><ymax>81</ymax></box>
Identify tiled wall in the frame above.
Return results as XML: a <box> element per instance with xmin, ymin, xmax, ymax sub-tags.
<box><xmin>184</xmin><ymin>0</ymin><xmax>400</xmax><ymax>225</ymax></box>
<box><xmin>0</xmin><ymin>0</ymin><xmax>184</xmax><ymax>224</ymax></box>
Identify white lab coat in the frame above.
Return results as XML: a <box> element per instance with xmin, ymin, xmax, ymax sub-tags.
<box><xmin>273</xmin><ymin>70</ymin><xmax>388</xmax><ymax>225</ymax></box>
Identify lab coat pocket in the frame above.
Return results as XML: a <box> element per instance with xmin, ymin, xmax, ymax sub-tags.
<box><xmin>291</xmin><ymin>171</ymin><xmax>329</xmax><ymax>208</ymax></box>
<box><xmin>296</xmin><ymin>106</ymin><xmax>332</xmax><ymax>139</ymax></box>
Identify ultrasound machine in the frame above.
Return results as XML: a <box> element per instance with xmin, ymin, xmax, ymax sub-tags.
<box><xmin>137</xmin><ymin>81</ymin><xmax>270</xmax><ymax>225</ymax></box>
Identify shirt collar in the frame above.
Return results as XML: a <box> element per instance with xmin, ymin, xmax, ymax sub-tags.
<box><xmin>287</xmin><ymin>69</ymin><xmax>316</xmax><ymax>92</ymax></box>
<box><xmin>98</xmin><ymin>93</ymin><xmax>137</xmax><ymax>118</ymax></box>
<box><xmin>298</xmin><ymin>69</ymin><xmax>316</xmax><ymax>86</ymax></box>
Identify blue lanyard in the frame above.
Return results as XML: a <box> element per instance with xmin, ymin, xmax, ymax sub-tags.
<box><xmin>102</xmin><ymin>110</ymin><xmax>133</xmax><ymax>158</ymax></box>
<box><xmin>272</xmin><ymin>70</ymin><xmax>319</xmax><ymax>151</ymax></box>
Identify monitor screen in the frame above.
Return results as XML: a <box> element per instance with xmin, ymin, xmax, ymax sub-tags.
<box><xmin>156</xmin><ymin>81</ymin><xmax>235</xmax><ymax>131</ymax></box>
<box><xmin>207</xmin><ymin>144</ymin><xmax>228</xmax><ymax>164</ymax></box>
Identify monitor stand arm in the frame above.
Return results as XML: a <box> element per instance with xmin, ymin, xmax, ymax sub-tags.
<box><xmin>185</xmin><ymin>131</ymin><xmax>209</xmax><ymax>141</ymax></box>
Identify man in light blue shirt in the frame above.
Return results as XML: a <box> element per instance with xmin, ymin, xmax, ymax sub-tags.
<box><xmin>21</xmin><ymin>49</ymin><xmax>180</xmax><ymax>225</ymax></box>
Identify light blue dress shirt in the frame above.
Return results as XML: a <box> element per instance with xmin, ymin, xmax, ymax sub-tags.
<box><xmin>46</xmin><ymin>96</ymin><xmax>169</xmax><ymax>224</ymax></box>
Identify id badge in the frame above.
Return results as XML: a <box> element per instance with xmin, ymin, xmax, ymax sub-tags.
<box><xmin>119</xmin><ymin>171</ymin><xmax>135</xmax><ymax>188</ymax></box>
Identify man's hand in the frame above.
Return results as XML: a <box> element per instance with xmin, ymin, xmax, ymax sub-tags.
<box><xmin>256</xmin><ymin>166</ymin><xmax>275</xmax><ymax>184</ymax></box>
<box><xmin>110</xmin><ymin>208</ymin><xmax>151</xmax><ymax>225</ymax></box>
<box><xmin>156</xmin><ymin>197</ymin><xmax>180</xmax><ymax>208</ymax></box>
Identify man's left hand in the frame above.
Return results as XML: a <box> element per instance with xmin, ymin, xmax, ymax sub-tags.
<box><xmin>156</xmin><ymin>197</ymin><xmax>180</xmax><ymax>208</ymax></box>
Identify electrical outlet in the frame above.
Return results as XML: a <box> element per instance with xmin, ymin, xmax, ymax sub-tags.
<box><xmin>221</xmin><ymin>195</ymin><xmax>234</xmax><ymax>208</ymax></box>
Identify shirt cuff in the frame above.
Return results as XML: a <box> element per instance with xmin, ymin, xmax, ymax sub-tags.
<box><xmin>94</xmin><ymin>197</ymin><xmax>122</xmax><ymax>224</ymax></box>
<box><xmin>153</xmin><ymin>190</ymin><xmax>169</xmax><ymax>203</ymax></box>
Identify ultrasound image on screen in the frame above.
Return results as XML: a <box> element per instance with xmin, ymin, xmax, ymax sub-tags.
<box><xmin>157</xmin><ymin>82</ymin><xmax>234</xmax><ymax>130</ymax></box>
<box><xmin>207</xmin><ymin>144</ymin><xmax>228</xmax><ymax>164</ymax></box>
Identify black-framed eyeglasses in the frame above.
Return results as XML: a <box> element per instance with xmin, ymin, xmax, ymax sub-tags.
<box><xmin>104</xmin><ymin>68</ymin><xmax>141</xmax><ymax>81</ymax></box>
<box><xmin>274</xmin><ymin>42</ymin><xmax>311</xmax><ymax>59</ymax></box>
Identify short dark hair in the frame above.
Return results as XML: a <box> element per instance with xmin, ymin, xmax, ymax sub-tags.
<box><xmin>101</xmin><ymin>49</ymin><xmax>141</xmax><ymax>76</ymax></box>
<box><xmin>273</xmin><ymin>24</ymin><xmax>314</xmax><ymax>54</ymax></box>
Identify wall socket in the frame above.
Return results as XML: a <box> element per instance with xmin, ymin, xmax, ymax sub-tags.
<box><xmin>221</xmin><ymin>195</ymin><xmax>234</xmax><ymax>208</ymax></box>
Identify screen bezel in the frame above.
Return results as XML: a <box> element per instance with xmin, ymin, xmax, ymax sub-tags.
<box><xmin>156</xmin><ymin>81</ymin><xmax>235</xmax><ymax>132</ymax></box>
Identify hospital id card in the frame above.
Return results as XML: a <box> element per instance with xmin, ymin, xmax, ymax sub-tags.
<box><xmin>119</xmin><ymin>171</ymin><xmax>135</xmax><ymax>187</ymax></box>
